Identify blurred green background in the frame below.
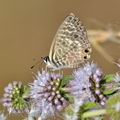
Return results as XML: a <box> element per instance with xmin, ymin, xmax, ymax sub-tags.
<box><xmin>0</xmin><ymin>0</ymin><xmax>120</xmax><ymax>119</ymax></box>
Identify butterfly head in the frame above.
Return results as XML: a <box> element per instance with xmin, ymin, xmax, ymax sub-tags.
<box><xmin>41</xmin><ymin>56</ymin><xmax>49</xmax><ymax>63</ymax></box>
<box><xmin>41</xmin><ymin>56</ymin><xmax>53</xmax><ymax>68</ymax></box>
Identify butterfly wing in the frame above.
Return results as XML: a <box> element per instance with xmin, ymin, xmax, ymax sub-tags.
<box><xmin>49</xmin><ymin>13</ymin><xmax>92</xmax><ymax>68</ymax></box>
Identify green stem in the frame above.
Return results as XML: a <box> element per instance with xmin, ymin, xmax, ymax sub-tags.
<box><xmin>82</xmin><ymin>109</ymin><xmax>106</xmax><ymax>118</ymax></box>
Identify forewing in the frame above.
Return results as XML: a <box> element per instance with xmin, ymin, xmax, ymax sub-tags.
<box><xmin>49</xmin><ymin>13</ymin><xmax>92</xmax><ymax>68</ymax></box>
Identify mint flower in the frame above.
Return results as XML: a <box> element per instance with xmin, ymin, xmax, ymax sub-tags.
<box><xmin>2</xmin><ymin>81</ymin><xmax>30</xmax><ymax>113</ymax></box>
<box><xmin>64</xmin><ymin>63</ymin><xmax>106</xmax><ymax>120</ymax></box>
<box><xmin>30</xmin><ymin>70</ymin><xmax>69</xmax><ymax>119</ymax></box>
<box><xmin>67</xmin><ymin>63</ymin><xmax>106</xmax><ymax>106</ymax></box>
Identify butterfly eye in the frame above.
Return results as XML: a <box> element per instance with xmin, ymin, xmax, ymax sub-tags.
<box><xmin>42</xmin><ymin>56</ymin><xmax>49</xmax><ymax>63</ymax></box>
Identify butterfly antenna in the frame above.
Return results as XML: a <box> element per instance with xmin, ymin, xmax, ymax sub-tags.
<box><xmin>30</xmin><ymin>60</ymin><xmax>43</xmax><ymax>69</ymax></box>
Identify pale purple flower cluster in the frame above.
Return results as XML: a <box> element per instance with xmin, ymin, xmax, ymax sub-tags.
<box><xmin>67</xmin><ymin>63</ymin><xmax>106</xmax><ymax>105</ymax></box>
<box><xmin>1</xmin><ymin>63</ymin><xmax>109</xmax><ymax>119</ymax></box>
<box><xmin>2</xmin><ymin>81</ymin><xmax>29</xmax><ymax>113</ymax></box>
<box><xmin>30</xmin><ymin>70</ymin><xmax>68</xmax><ymax>119</ymax></box>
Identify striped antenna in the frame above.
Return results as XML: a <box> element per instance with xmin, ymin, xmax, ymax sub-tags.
<box><xmin>30</xmin><ymin>58</ymin><xmax>44</xmax><ymax>69</ymax></box>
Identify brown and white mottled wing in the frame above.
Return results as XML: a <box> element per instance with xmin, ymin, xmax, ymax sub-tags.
<box><xmin>49</xmin><ymin>13</ymin><xmax>92</xmax><ymax>68</ymax></box>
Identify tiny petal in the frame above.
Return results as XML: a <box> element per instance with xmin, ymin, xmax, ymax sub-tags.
<box><xmin>100</xmin><ymin>101</ymin><xmax>105</xmax><ymax>105</ymax></box>
<box><xmin>56</xmin><ymin>105</ymin><xmax>62</xmax><ymax>110</ymax></box>
<box><xmin>95</xmin><ymin>89</ymin><xmax>100</xmax><ymax>95</ymax></box>
<box><xmin>96</xmin><ymin>84</ymin><xmax>100</xmax><ymax>88</ymax></box>
<box><xmin>95</xmin><ymin>78</ymin><xmax>100</xmax><ymax>82</ymax></box>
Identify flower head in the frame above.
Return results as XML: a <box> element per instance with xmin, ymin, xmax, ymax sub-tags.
<box><xmin>67</xmin><ymin>62</ymin><xmax>106</xmax><ymax>106</ymax></box>
<box><xmin>63</xmin><ymin>63</ymin><xmax>107</xmax><ymax>120</ymax></box>
<box><xmin>2</xmin><ymin>81</ymin><xmax>30</xmax><ymax>113</ymax></box>
<box><xmin>30</xmin><ymin>70</ymin><xmax>69</xmax><ymax>119</ymax></box>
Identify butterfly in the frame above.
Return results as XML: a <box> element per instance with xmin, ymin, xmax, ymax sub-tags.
<box><xmin>31</xmin><ymin>13</ymin><xmax>92</xmax><ymax>70</ymax></box>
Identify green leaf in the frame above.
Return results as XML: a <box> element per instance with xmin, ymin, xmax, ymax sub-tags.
<box><xmin>82</xmin><ymin>109</ymin><xmax>106</xmax><ymax>120</ymax></box>
<box><xmin>60</xmin><ymin>75</ymin><xmax>73</xmax><ymax>87</ymax></box>
<box><xmin>101</xmin><ymin>74</ymin><xmax>117</xmax><ymax>95</ymax></box>
<box><xmin>103</xmin><ymin>88</ymin><xmax>116</xmax><ymax>95</ymax></box>
<box><xmin>106</xmin><ymin>93</ymin><xmax>120</xmax><ymax>120</ymax></box>
<box><xmin>102</xmin><ymin>74</ymin><xmax>114</xmax><ymax>82</ymax></box>
<box><xmin>78</xmin><ymin>102</ymin><xmax>100</xmax><ymax>120</ymax></box>
<box><xmin>83</xmin><ymin>102</ymin><xmax>98</xmax><ymax>110</ymax></box>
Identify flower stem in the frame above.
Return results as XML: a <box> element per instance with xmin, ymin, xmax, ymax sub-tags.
<box><xmin>82</xmin><ymin>109</ymin><xmax>106</xmax><ymax>118</ymax></box>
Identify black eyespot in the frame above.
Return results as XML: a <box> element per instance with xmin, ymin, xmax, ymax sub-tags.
<box><xmin>85</xmin><ymin>49</ymin><xmax>89</xmax><ymax>53</ymax></box>
<box><xmin>84</xmin><ymin>56</ymin><xmax>87</xmax><ymax>59</ymax></box>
